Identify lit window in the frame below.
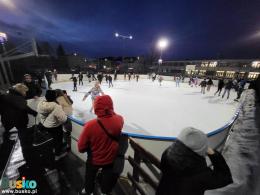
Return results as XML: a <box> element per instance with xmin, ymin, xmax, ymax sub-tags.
<box><xmin>209</xmin><ymin>61</ymin><xmax>217</xmax><ymax>67</ymax></box>
<box><xmin>216</xmin><ymin>71</ymin><xmax>224</xmax><ymax>77</ymax></box>
<box><xmin>252</xmin><ymin>61</ymin><xmax>260</xmax><ymax>68</ymax></box>
<box><xmin>226</xmin><ymin>71</ymin><xmax>235</xmax><ymax>78</ymax></box>
<box><xmin>199</xmin><ymin>70</ymin><xmax>206</xmax><ymax>76</ymax></box>
<box><xmin>248</xmin><ymin>72</ymin><xmax>260</xmax><ymax>79</ymax></box>
<box><xmin>201</xmin><ymin>62</ymin><xmax>209</xmax><ymax>67</ymax></box>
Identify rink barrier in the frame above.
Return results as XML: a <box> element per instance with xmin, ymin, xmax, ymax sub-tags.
<box><xmin>68</xmin><ymin>101</ymin><xmax>242</xmax><ymax>141</ymax></box>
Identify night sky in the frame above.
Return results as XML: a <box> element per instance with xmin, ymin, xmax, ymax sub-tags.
<box><xmin>1</xmin><ymin>0</ymin><xmax>260</xmax><ymax>59</ymax></box>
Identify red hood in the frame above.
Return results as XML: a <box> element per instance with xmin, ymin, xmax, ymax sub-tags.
<box><xmin>94</xmin><ymin>95</ymin><xmax>114</xmax><ymax>117</ymax></box>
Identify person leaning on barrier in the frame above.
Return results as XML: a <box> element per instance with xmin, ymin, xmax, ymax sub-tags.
<box><xmin>78</xmin><ymin>95</ymin><xmax>124</xmax><ymax>195</ymax></box>
<box><xmin>156</xmin><ymin>127</ymin><xmax>233</xmax><ymax>195</ymax></box>
<box><xmin>56</xmin><ymin>89</ymin><xmax>73</xmax><ymax>151</ymax></box>
<box><xmin>23</xmin><ymin>74</ymin><xmax>42</xmax><ymax>99</ymax></box>
<box><xmin>37</xmin><ymin>90</ymin><xmax>68</xmax><ymax>160</ymax></box>
<box><xmin>0</xmin><ymin>84</ymin><xmax>37</xmax><ymax>171</ymax></box>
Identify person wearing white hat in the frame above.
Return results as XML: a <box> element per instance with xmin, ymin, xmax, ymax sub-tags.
<box><xmin>156</xmin><ymin>127</ymin><xmax>233</xmax><ymax>195</ymax></box>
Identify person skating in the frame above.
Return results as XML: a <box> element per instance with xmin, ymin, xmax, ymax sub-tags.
<box><xmin>222</xmin><ymin>80</ymin><xmax>233</xmax><ymax>99</ymax></box>
<box><xmin>136</xmin><ymin>74</ymin><xmax>140</xmax><ymax>82</ymax></box>
<box><xmin>114</xmin><ymin>69</ymin><xmax>118</xmax><ymax>81</ymax></box>
<box><xmin>105</xmin><ymin>74</ymin><xmax>109</xmax><ymax>83</ymax></box>
<box><xmin>158</xmin><ymin>75</ymin><xmax>163</xmax><ymax>86</ymax></box>
<box><xmin>152</xmin><ymin>73</ymin><xmax>157</xmax><ymax>82</ymax></box>
<box><xmin>108</xmin><ymin>75</ymin><xmax>113</xmax><ymax>88</ymax></box>
<box><xmin>194</xmin><ymin>76</ymin><xmax>199</xmax><ymax>87</ymax></box>
<box><xmin>176</xmin><ymin>76</ymin><xmax>180</xmax><ymax>87</ymax></box>
<box><xmin>199</xmin><ymin>79</ymin><xmax>207</xmax><ymax>94</ymax></box>
<box><xmin>234</xmin><ymin>79</ymin><xmax>246</xmax><ymax>101</ymax></box>
<box><xmin>78</xmin><ymin>95</ymin><xmax>124</xmax><ymax>195</ymax></box>
<box><xmin>214</xmin><ymin>79</ymin><xmax>225</xmax><ymax>96</ymax></box>
<box><xmin>45</xmin><ymin>70</ymin><xmax>52</xmax><ymax>89</ymax></box>
<box><xmin>128</xmin><ymin>73</ymin><xmax>131</xmax><ymax>81</ymax></box>
<box><xmin>82</xmin><ymin>82</ymin><xmax>105</xmax><ymax>112</ymax></box>
<box><xmin>156</xmin><ymin>127</ymin><xmax>233</xmax><ymax>195</ymax></box>
<box><xmin>97</xmin><ymin>72</ymin><xmax>103</xmax><ymax>84</ymax></box>
<box><xmin>206</xmin><ymin>78</ymin><xmax>213</xmax><ymax>91</ymax></box>
<box><xmin>70</xmin><ymin>76</ymin><xmax>78</xmax><ymax>91</ymax></box>
<box><xmin>53</xmin><ymin>69</ymin><xmax>58</xmax><ymax>81</ymax></box>
<box><xmin>78</xmin><ymin>72</ymin><xmax>84</xmax><ymax>86</ymax></box>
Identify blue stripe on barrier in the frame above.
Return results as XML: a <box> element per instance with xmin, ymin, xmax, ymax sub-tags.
<box><xmin>68</xmin><ymin>102</ymin><xmax>243</xmax><ymax>141</ymax></box>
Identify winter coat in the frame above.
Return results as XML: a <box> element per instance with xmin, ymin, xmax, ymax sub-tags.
<box><xmin>207</xmin><ymin>79</ymin><xmax>213</xmax><ymax>86</ymax></box>
<box><xmin>56</xmin><ymin>96</ymin><xmax>73</xmax><ymax>115</ymax></box>
<box><xmin>200</xmin><ymin>80</ymin><xmax>207</xmax><ymax>87</ymax></box>
<box><xmin>78</xmin><ymin>95</ymin><xmax>124</xmax><ymax>166</ymax></box>
<box><xmin>218</xmin><ymin>80</ymin><xmax>225</xmax><ymax>88</ymax></box>
<box><xmin>0</xmin><ymin>89</ymin><xmax>37</xmax><ymax>130</ymax></box>
<box><xmin>225</xmin><ymin>81</ymin><xmax>233</xmax><ymax>90</ymax></box>
<box><xmin>37</xmin><ymin>100</ymin><xmax>67</xmax><ymax>128</ymax></box>
<box><xmin>24</xmin><ymin>81</ymin><xmax>42</xmax><ymax>100</ymax></box>
<box><xmin>156</xmin><ymin>140</ymin><xmax>232</xmax><ymax>195</ymax></box>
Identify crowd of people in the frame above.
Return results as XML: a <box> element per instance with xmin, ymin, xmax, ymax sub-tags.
<box><xmin>196</xmin><ymin>77</ymin><xmax>246</xmax><ymax>101</ymax></box>
<box><xmin>0</xmin><ymin>72</ymin><xmax>239</xmax><ymax>195</ymax></box>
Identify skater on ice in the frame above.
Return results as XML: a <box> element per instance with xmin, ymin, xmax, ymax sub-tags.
<box><xmin>78</xmin><ymin>72</ymin><xmax>84</xmax><ymax>86</ymax></box>
<box><xmin>97</xmin><ymin>72</ymin><xmax>103</xmax><ymax>84</ymax></box>
<box><xmin>175</xmin><ymin>76</ymin><xmax>180</xmax><ymax>87</ymax></box>
<box><xmin>206</xmin><ymin>78</ymin><xmax>213</xmax><ymax>92</ymax></box>
<box><xmin>82</xmin><ymin>82</ymin><xmax>105</xmax><ymax>112</ymax></box>
<box><xmin>128</xmin><ymin>72</ymin><xmax>132</xmax><ymax>81</ymax></box>
<box><xmin>108</xmin><ymin>75</ymin><xmax>113</xmax><ymax>88</ymax></box>
<box><xmin>194</xmin><ymin>76</ymin><xmax>199</xmax><ymax>87</ymax></box>
<box><xmin>199</xmin><ymin>79</ymin><xmax>207</xmax><ymax>94</ymax></box>
<box><xmin>136</xmin><ymin>74</ymin><xmax>140</xmax><ymax>82</ymax></box>
<box><xmin>214</xmin><ymin>79</ymin><xmax>224</xmax><ymax>96</ymax></box>
<box><xmin>234</xmin><ymin>79</ymin><xmax>246</xmax><ymax>101</ymax></box>
<box><xmin>114</xmin><ymin>69</ymin><xmax>118</xmax><ymax>80</ymax></box>
<box><xmin>222</xmin><ymin>79</ymin><xmax>233</xmax><ymax>99</ymax></box>
<box><xmin>152</xmin><ymin>73</ymin><xmax>157</xmax><ymax>82</ymax></box>
<box><xmin>158</xmin><ymin>75</ymin><xmax>163</xmax><ymax>86</ymax></box>
<box><xmin>70</xmin><ymin>75</ymin><xmax>78</xmax><ymax>91</ymax></box>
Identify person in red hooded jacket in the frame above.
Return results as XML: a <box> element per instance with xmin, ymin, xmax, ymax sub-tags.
<box><xmin>78</xmin><ymin>95</ymin><xmax>124</xmax><ymax>195</ymax></box>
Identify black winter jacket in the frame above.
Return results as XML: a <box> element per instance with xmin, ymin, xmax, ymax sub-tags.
<box><xmin>218</xmin><ymin>80</ymin><xmax>225</xmax><ymax>88</ymax></box>
<box><xmin>24</xmin><ymin>81</ymin><xmax>42</xmax><ymax>99</ymax></box>
<box><xmin>156</xmin><ymin>140</ymin><xmax>233</xmax><ymax>195</ymax></box>
<box><xmin>0</xmin><ymin>89</ymin><xmax>37</xmax><ymax>130</ymax></box>
<box><xmin>225</xmin><ymin>81</ymin><xmax>233</xmax><ymax>90</ymax></box>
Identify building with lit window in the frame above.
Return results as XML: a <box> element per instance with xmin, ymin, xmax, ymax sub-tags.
<box><xmin>157</xmin><ymin>59</ymin><xmax>260</xmax><ymax>80</ymax></box>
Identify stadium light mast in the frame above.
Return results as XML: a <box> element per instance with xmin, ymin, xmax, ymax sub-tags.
<box><xmin>114</xmin><ymin>32</ymin><xmax>133</xmax><ymax>40</ymax></box>
<box><xmin>114</xmin><ymin>32</ymin><xmax>133</xmax><ymax>71</ymax></box>
<box><xmin>0</xmin><ymin>32</ymin><xmax>14</xmax><ymax>83</ymax></box>
<box><xmin>157</xmin><ymin>38</ymin><xmax>169</xmax><ymax>73</ymax></box>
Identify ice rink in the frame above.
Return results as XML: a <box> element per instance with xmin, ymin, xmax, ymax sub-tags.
<box><xmin>52</xmin><ymin>79</ymin><xmax>239</xmax><ymax>138</ymax></box>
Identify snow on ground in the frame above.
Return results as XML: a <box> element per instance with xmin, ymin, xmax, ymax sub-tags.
<box><xmin>52</xmin><ymin>79</ymin><xmax>239</xmax><ymax>138</ymax></box>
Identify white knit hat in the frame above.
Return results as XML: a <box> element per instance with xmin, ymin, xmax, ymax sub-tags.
<box><xmin>177</xmin><ymin>127</ymin><xmax>208</xmax><ymax>156</ymax></box>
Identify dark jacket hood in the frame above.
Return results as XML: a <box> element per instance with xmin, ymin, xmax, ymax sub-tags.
<box><xmin>94</xmin><ymin>95</ymin><xmax>114</xmax><ymax>117</ymax></box>
<box><xmin>162</xmin><ymin>140</ymin><xmax>207</xmax><ymax>177</ymax></box>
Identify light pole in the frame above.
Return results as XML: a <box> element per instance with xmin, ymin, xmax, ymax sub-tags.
<box><xmin>0</xmin><ymin>32</ymin><xmax>13</xmax><ymax>83</ymax></box>
<box><xmin>157</xmin><ymin>38</ymin><xmax>168</xmax><ymax>73</ymax></box>
<box><xmin>114</xmin><ymin>32</ymin><xmax>133</xmax><ymax>72</ymax></box>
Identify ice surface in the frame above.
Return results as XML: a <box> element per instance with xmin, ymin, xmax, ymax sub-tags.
<box><xmin>52</xmin><ymin>79</ymin><xmax>239</xmax><ymax>137</ymax></box>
